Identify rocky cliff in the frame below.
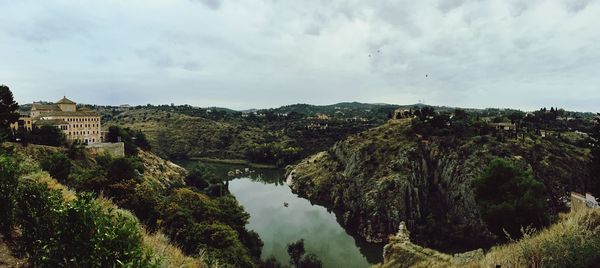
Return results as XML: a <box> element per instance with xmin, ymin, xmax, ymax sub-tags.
<box><xmin>287</xmin><ymin>120</ymin><xmax>590</xmax><ymax>251</ymax></box>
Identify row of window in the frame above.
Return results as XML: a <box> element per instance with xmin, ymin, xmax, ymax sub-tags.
<box><xmin>65</xmin><ymin>117</ymin><xmax>100</xmax><ymax>122</ymax></box>
<box><xmin>68</xmin><ymin>130</ymin><xmax>100</xmax><ymax>135</ymax></box>
<box><xmin>69</xmin><ymin>124</ymin><xmax>100</xmax><ymax>128</ymax></box>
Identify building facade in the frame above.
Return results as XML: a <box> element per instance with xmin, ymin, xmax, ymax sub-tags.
<box><xmin>16</xmin><ymin>97</ymin><xmax>102</xmax><ymax>144</ymax></box>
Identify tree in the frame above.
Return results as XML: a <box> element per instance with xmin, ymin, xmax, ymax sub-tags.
<box><xmin>0</xmin><ymin>154</ymin><xmax>18</xmax><ymax>238</ymax></box>
<box><xmin>299</xmin><ymin>254</ymin><xmax>323</xmax><ymax>268</ymax></box>
<box><xmin>474</xmin><ymin>158</ymin><xmax>548</xmax><ymax>239</ymax></box>
<box><xmin>286</xmin><ymin>239</ymin><xmax>323</xmax><ymax>268</ymax></box>
<box><xmin>107</xmin><ymin>157</ymin><xmax>136</xmax><ymax>182</ymax></box>
<box><xmin>590</xmin><ymin>114</ymin><xmax>600</xmax><ymax>196</ymax></box>
<box><xmin>29</xmin><ymin>126</ymin><xmax>67</xmax><ymax>147</ymax></box>
<box><xmin>287</xmin><ymin>239</ymin><xmax>306</xmax><ymax>267</ymax></box>
<box><xmin>186</xmin><ymin>162</ymin><xmax>217</xmax><ymax>190</ymax></box>
<box><xmin>40</xmin><ymin>152</ymin><xmax>72</xmax><ymax>183</ymax></box>
<box><xmin>0</xmin><ymin>85</ymin><xmax>20</xmax><ymax>140</ymax></box>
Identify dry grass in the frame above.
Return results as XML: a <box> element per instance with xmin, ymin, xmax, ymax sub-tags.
<box><xmin>9</xmin><ymin>145</ymin><xmax>209</xmax><ymax>268</ymax></box>
<box><xmin>376</xmin><ymin>209</ymin><xmax>600</xmax><ymax>268</ymax></box>
<box><xmin>477</xmin><ymin>209</ymin><xmax>600</xmax><ymax>268</ymax></box>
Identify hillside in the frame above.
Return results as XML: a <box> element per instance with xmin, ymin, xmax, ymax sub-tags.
<box><xmin>0</xmin><ymin>142</ymin><xmax>204</xmax><ymax>267</ymax></box>
<box><xmin>377</xmin><ymin>208</ymin><xmax>600</xmax><ymax>267</ymax></box>
<box><xmin>101</xmin><ymin>105</ymin><xmax>377</xmax><ymax>164</ymax></box>
<box><xmin>286</xmin><ymin>119</ymin><xmax>592</xmax><ymax>251</ymax></box>
<box><xmin>1</xmin><ymin>142</ymin><xmax>265</xmax><ymax>267</ymax></box>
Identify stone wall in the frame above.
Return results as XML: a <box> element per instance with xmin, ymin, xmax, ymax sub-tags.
<box><xmin>84</xmin><ymin>142</ymin><xmax>125</xmax><ymax>158</ymax></box>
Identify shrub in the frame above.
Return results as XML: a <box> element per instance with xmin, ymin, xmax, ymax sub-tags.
<box><xmin>16</xmin><ymin>179</ymin><xmax>159</xmax><ymax>267</ymax></box>
<box><xmin>40</xmin><ymin>152</ymin><xmax>72</xmax><ymax>182</ymax></box>
<box><xmin>108</xmin><ymin>157</ymin><xmax>137</xmax><ymax>182</ymax></box>
<box><xmin>474</xmin><ymin>158</ymin><xmax>549</xmax><ymax>239</ymax></box>
<box><xmin>0</xmin><ymin>154</ymin><xmax>18</xmax><ymax>238</ymax></box>
<box><xmin>186</xmin><ymin>162</ymin><xmax>217</xmax><ymax>190</ymax></box>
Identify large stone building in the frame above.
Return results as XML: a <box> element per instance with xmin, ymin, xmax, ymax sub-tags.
<box><xmin>12</xmin><ymin>97</ymin><xmax>102</xmax><ymax>144</ymax></box>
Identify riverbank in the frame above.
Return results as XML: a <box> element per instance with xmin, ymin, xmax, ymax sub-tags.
<box><xmin>189</xmin><ymin>157</ymin><xmax>278</xmax><ymax>169</ymax></box>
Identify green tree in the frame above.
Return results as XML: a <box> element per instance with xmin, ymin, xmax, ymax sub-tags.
<box><xmin>107</xmin><ymin>157</ymin><xmax>136</xmax><ymax>182</ymax></box>
<box><xmin>30</xmin><ymin>125</ymin><xmax>67</xmax><ymax>147</ymax></box>
<box><xmin>474</xmin><ymin>158</ymin><xmax>548</xmax><ymax>239</ymax></box>
<box><xmin>287</xmin><ymin>239</ymin><xmax>306</xmax><ymax>267</ymax></box>
<box><xmin>590</xmin><ymin>114</ymin><xmax>600</xmax><ymax>196</ymax></box>
<box><xmin>186</xmin><ymin>162</ymin><xmax>217</xmax><ymax>190</ymax></box>
<box><xmin>0</xmin><ymin>154</ymin><xmax>18</xmax><ymax>238</ymax></box>
<box><xmin>0</xmin><ymin>85</ymin><xmax>19</xmax><ymax>141</ymax></box>
<box><xmin>299</xmin><ymin>254</ymin><xmax>323</xmax><ymax>268</ymax></box>
<box><xmin>40</xmin><ymin>152</ymin><xmax>72</xmax><ymax>182</ymax></box>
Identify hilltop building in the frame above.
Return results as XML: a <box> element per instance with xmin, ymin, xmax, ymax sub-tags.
<box><xmin>489</xmin><ymin>122</ymin><xmax>517</xmax><ymax>131</ymax></box>
<box><xmin>12</xmin><ymin>97</ymin><xmax>102</xmax><ymax>144</ymax></box>
<box><xmin>392</xmin><ymin>108</ymin><xmax>412</xmax><ymax>120</ymax></box>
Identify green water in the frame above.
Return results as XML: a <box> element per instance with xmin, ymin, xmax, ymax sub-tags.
<box><xmin>180</xmin><ymin>161</ymin><xmax>383</xmax><ymax>268</ymax></box>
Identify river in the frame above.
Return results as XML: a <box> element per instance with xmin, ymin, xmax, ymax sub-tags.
<box><xmin>182</xmin><ymin>161</ymin><xmax>383</xmax><ymax>268</ymax></box>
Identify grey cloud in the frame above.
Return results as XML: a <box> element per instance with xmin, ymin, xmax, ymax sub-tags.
<box><xmin>190</xmin><ymin>0</ymin><xmax>222</xmax><ymax>10</ymax></box>
<box><xmin>1</xmin><ymin>0</ymin><xmax>600</xmax><ymax>112</ymax></box>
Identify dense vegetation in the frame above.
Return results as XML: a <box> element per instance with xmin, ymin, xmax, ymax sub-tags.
<box><xmin>474</xmin><ymin>158</ymin><xmax>549</xmax><ymax>238</ymax></box>
<box><xmin>591</xmin><ymin>115</ymin><xmax>600</xmax><ymax>196</ymax></box>
<box><xmin>288</xmin><ymin>107</ymin><xmax>593</xmax><ymax>251</ymax></box>
<box><xmin>100</xmin><ymin>104</ymin><xmax>381</xmax><ymax>165</ymax></box>
<box><xmin>378</xmin><ymin>208</ymin><xmax>600</xmax><ymax>268</ymax></box>
<box><xmin>0</xmin><ymin>150</ymin><xmax>159</xmax><ymax>267</ymax></box>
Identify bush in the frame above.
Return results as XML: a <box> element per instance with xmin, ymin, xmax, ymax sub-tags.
<box><xmin>287</xmin><ymin>239</ymin><xmax>323</xmax><ymax>268</ymax></box>
<box><xmin>186</xmin><ymin>162</ymin><xmax>217</xmax><ymax>190</ymax></box>
<box><xmin>16</xmin><ymin>179</ymin><xmax>159</xmax><ymax>267</ymax></box>
<box><xmin>108</xmin><ymin>157</ymin><xmax>137</xmax><ymax>182</ymax></box>
<box><xmin>40</xmin><ymin>152</ymin><xmax>72</xmax><ymax>182</ymax></box>
<box><xmin>0</xmin><ymin>154</ymin><xmax>18</xmax><ymax>238</ymax></box>
<box><xmin>474</xmin><ymin>158</ymin><xmax>549</xmax><ymax>239</ymax></box>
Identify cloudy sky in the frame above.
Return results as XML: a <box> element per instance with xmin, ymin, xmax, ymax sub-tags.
<box><xmin>1</xmin><ymin>0</ymin><xmax>599</xmax><ymax>111</ymax></box>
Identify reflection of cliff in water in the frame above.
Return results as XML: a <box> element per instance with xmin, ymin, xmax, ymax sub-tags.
<box><xmin>182</xmin><ymin>160</ymin><xmax>385</xmax><ymax>265</ymax></box>
<box><xmin>306</xmin><ymin>197</ymin><xmax>385</xmax><ymax>264</ymax></box>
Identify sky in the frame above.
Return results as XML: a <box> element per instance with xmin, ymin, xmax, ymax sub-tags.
<box><xmin>1</xmin><ymin>0</ymin><xmax>599</xmax><ymax>112</ymax></box>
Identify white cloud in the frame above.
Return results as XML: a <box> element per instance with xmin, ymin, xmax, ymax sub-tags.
<box><xmin>0</xmin><ymin>0</ymin><xmax>598</xmax><ymax>111</ymax></box>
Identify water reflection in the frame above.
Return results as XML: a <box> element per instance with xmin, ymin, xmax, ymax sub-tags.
<box><xmin>179</xmin><ymin>161</ymin><xmax>383</xmax><ymax>267</ymax></box>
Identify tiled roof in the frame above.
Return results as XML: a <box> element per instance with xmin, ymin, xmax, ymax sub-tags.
<box><xmin>56</xmin><ymin>96</ymin><xmax>76</xmax><ymax>104</ymax></box>
<box><xmin>32</xmin><ymin>103</ymin><xmax>60</xmax><ymax>111</ymax></box>
<box><xmin>37</xmin><ymin>111</ymin><xmax>100</xmax><ymax>117</ymax></box>
<box><xmin>35</xmin><ymin>119</ymin><xmax>69</xmax><ymax>126</ymax></box>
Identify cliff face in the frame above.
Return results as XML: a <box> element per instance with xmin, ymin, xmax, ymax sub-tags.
<box><xmin>287</xmin><ymin>121</ymin><xmax>590</xmax><ymax>250</ymax></box>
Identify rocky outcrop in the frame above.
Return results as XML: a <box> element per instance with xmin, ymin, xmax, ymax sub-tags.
<box><xmin>287</xmin><ymin>121</ymin><xmax>590</xmax><ymax>251</ymax></box>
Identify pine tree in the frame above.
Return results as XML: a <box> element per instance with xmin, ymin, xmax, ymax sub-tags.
<box><xmin>0</xmin><ymin>85</ymin><xmax>19</xmax><ymax>140</ymax></box>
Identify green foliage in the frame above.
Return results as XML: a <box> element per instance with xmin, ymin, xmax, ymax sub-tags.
<box><xmin>107</xmin><ymin>126</ymin><xmax>151</xmax><ymax>155</ymax></box>
<box><xmin>474</xmin><ymin>158</ymin><xmax>549</xmax><ymax>239</ymax></box>
<box><xmin>299</xmin><ymin>254</ymin><xmax>323</xmax><ymax>268</ymax></box>
<box><xmin>286</xmin><ymin>239</ymin><xmax>323</xmax><ymax>268</ymax></box>
<box><xmin>590</xmin><ymin>114</ymin><xmax>600</xmax><ymax>196</ymax></box>
<box><xmin>262</xmin><ymin>256</ymin><xmax>285</xmax><ymax>268</ymax></box>
<box><xmin>108</xmin><ymin>157</ymin><xmax>137</xmax><ymax>182</ymax></box>
<box><xmin>0</xmin><ymin>85</ymin><xmax>19</xmax><ymax>141</ymax></box>
<box><xmin>158</xmin><ymin>188</ymin><xmax>261</xmax><ymax>267</ymax></box>
<box><xmin>40</xmin><ymin>152</ymin><xmax>72</xmax><ymax>182</ymax></box>
<box><xmin>0</xmin><ymin>154</ymin><xmax>18</xmax><ymax>238</ymax></box>
<box><xmin>245</xmin><ymin>143</ymin><xmax>303</xmax><ymax>166</ymax></box>
<box><xmin>14</xmin><ymin>126</ymin><xmax>67</xmax><ymax>147</ymax></box>
<box><xmin>186</xmin><ymin>162</ymin><xmax>217</xmax><ymax>190</ymax></box>
<box><xmin>15</xmin><ymin>179</ymin><xmax>159</xmax><ymax>267</ymax></box>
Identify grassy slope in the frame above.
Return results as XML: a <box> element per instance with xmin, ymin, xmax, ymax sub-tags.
<box><xmin>104</xmin><ymin>108</ymin><xmax>275</xmax><ymax>160</ymax></box>
<box><xmin>4</xmin><ymin>143</ymin><xmax>206</xmax><ymax>267</ymax></box>
<box><xmin>377</xmin><ymin>208</ymin><xmax>600</xmax><ymax>268</ymax></box>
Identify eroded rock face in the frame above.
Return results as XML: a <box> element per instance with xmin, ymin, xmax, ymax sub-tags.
<box><xmin>287</xmin><ymin>122</ymin><xmax>590</xmax><ymax>251</ymax></box>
